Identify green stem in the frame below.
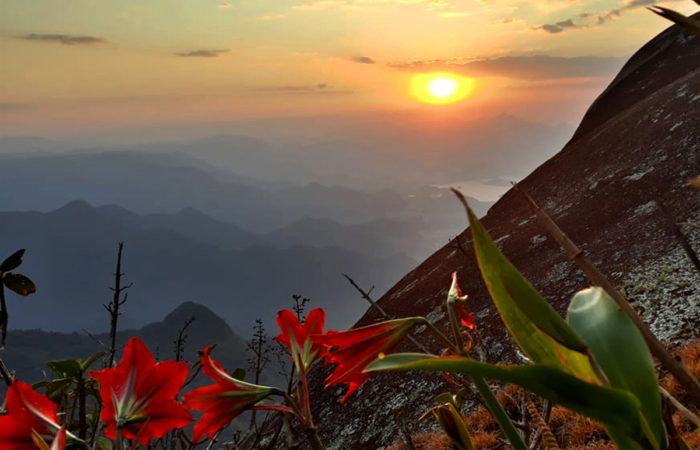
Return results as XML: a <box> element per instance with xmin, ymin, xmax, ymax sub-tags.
<box><xmin>446</xmin><ymin>301</ymin><xmax>465</xmax><ymax>352</ymax></box>
<box><xmin>422</xmin><ymin>319</ymin><xmax>460</xmax><ymax>354</ymax></box>
<box><xmin>305</xmin><ymin>427</ymin><xmax>326</xmax><ymax>450</ymax></box>
<box><xmin>472</xmin><ymin>376</ymin><xmax>528</xmax><ymax>450</ymax></box>
<box><xmin>115</xmin><ymin>426</ymin><xmax>124</xmax><ymax>450</ymax></box>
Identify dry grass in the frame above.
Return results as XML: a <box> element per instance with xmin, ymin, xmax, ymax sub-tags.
<box><xmin>660</xmin><ymin>337</ymin><xmax>700</xmax><ymax>448</ymax></box>
<box><xmin>387</xmin><ymin>432</ymin><xmax>451</xmax><ymax>450</ymax></box>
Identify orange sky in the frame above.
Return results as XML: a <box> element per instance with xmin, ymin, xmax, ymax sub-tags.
<box><xmin>1</xmin><ymin>0</ymin><xmax>697</xmax><ymax>137</ymax></box>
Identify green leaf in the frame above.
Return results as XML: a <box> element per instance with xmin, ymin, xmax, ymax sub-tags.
<box><xmin>3</xmin><ymin>273</ymin><xmax>36</xmax><ymax>296</ymax></box>
<box><xmin>568</xmin><ymin>287</ymin><xmax>666</xmax><ymax>449</ymax></box>
<box><xmin>648</xmin><ymin>6</ymin><xmax>700</xmax><ymax>36</ymax></box>
<box><xmin>80</xmin><ymin>351</ymin><xmax>106</xmax><ymax>372</ymax></box>
<box><xmin>367</xmin><ymin>353</ymin><xmax>646</xmax><ymax>446</ymax></box>
<box><xmin>48</xmin><ymin>359</ymin><xmax>82</xmax><ymax>378</ymax></box>
<box><xmin>464</xmin><ymin>204</ymin><xmax>597</xmax><ymax>381</ymax></box>
<box><xmin>434</xmin><ymin>392</ymin><xmax>456</xmax><ymax>405</ymax></box>
<box><xmin>432</xmin><ymin>402</ymin><xmax>475</xmax><ymax>450</ymax></box>
<box><xmin>95</xmin><ymin>437</ymin><xmax>114</xmax><ymax>450</ymax></box>
<box><xmin>232</xmin><ymin>368</ymin><xmax>246</xmax><ymax>381</ymax></box>
<box><xmin>0</xmin><ymin>249</ymin><xmax>25</xmax><ymax>273</ymax></box>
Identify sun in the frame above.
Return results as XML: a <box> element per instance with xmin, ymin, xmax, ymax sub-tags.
<box><xmin>412</xmin><ymin>72</ymin><xmax>473</xmax><ymax>105</ymax></box>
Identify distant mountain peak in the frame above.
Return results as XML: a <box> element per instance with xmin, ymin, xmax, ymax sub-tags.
<box><xmin>163</xmin><ymin>301</ymin><xmax>232</xmax><ymax>331</ymax></box>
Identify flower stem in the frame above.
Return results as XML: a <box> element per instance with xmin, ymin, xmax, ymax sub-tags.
<box><xmin>422</xmin><ymin>319</ymin><xmax>460</xmax><ymax>354</ymax></box>
<box><xmin>446</xmin><ymin>301</ymin><xmax>465</xmax><ymax>353</ymax></box>
<box><xmin>115</xmin><ymin>426</ymin><xmax>124</xmax><ymax>450</ymax></box>
<box><xmin>305</xmin><ymin>427</ymin><xmax>326</xmax><ymax>450</ymax></box>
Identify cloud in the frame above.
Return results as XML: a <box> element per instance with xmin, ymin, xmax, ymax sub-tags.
<box><xmin>534</xmin><ymin>0</ymin><xmax>684</xmax><ymax>34</ymax></box>
<box><xmin>259</xmin><ymin>13</ymin><xmax>285</xmax><ymax>20</ymax></box>
<box><xmin>21</xmin><ymin>33</ymin><xmax>105</xmax><ymax>45</ymax></box>
<box><xmin>218</xmin><ymin>2</ymin><xmax>232</xmax><ymax>8</ymax></box>
<box><xmin>535</xmin><ymin>19</ymin><xmax>581</xmax><ymax>34</ymax></box>
<box><xmin>255</xmin><ymin>83</ymin><xmax>353</xmax><ymax>94</ymax></box>
<box><xmin>351</xmin><ymin>56</ymin><xmax>376</xmax><ymax>64</ymax></box>
<box><xmin>392</xmin><ymin>54</ymin><xmax>625</xmax><ymax>80</ymax></box>
<box><xmin>0</xmin><ymin>103</ymin><xmax>30</xmax><ymax>112</ymax></box>
<box><xmin>439</xmin><ymin>11</ymin><xmax>471</xmax><ymax>18</ymax></box>
<box><xmin>176</xmin><ymin>49</ymin><xmax>229</xmax><ymax>58</ymax></box>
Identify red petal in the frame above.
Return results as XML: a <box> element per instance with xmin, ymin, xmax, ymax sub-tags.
<box><xmin>50</xmin><ymin>426</ymin><xmax>66</xmax><ymax>450</ymax></box>
<box><xmin>0</xmin><ymin>415</ymin><xmax>34</xmax><ymax>450</ymax></box>
<box><xmin>304</xmin><ymin>308</ymin><xmax>325</xmax><ymax>336</ymax></box>
<box><xmin>5</xmin><ymin>380</ymin><xmax>59</xmax><ymax>435</ymax></box>
<box><xmin>456</xmin><ymin>303</ymin><xmax>475</xmax><ymax>330</ymax></box>
<box><xmin>89</xmin><ymin>337</ymin><xmax>191</xmax><ymax>444</ymax></box>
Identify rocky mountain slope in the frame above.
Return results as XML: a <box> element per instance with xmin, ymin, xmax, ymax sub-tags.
<box><xmin>304</xmin><ymin>18</ymin><xmax>700</xmax><ymax>450</ymax></box>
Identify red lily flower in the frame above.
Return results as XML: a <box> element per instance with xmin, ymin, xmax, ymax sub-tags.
<box><xmin>311</xmin><ymin>317</ymin><xmax>421</xmax><ymax>402</ymax></box>
<box><xmin>449</xmin><ymin>272</ymin><xmax>475</xmax><ymax>330</ymax></box>
<box><xmin>0</xmin><ymin>380</ymin><xmax>61</xmax><ymax>450</ymax></box>
<box><xmin>182</xmin><ymin>346</ymin><xmax>281</xmax><ymax>443</ymax></box>
<box><xmin>50</xmin><ymin>426</ymin><xmax>66</xmax><ymax>450</ymax></box>
<box><xmin>30</xmin><ymin>425</ymin><xmax>66</xmax><ymax>450</ymax></box>
<box><xmin>275</xmin><ymin>308</ymin><xmax>326</xmax><ymax>371</ymax></box>
<box><xmin>89</xmin><ymin>337</ymin><xmax>191</xmax><ymax>445</ymax></box>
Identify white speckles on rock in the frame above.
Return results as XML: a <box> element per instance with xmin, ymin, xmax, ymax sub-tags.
<box><xmin>633</xmin><ymin>201</ymin><xmax>657</xmax><ymax>216</ymax></box>
<box><xmin>622</xmin><ymin>247</ymin><xmax>700</xmax><ymax>344</ymax></box>
<box><xmin>669</xmin><ymin>121</ymin><xmax>684</xmax><ymax>132</ymax></box>
<box><xmin>624</xmin><ymin>166</ymin><xmax>655</xmax><ymax>182</ymax></box>
<box><xmin>425</xmin><ymin>307</ymin><xmax>446</xmax><ymax>323</ymax></box>
<box><xmin>494</xmin><ymin>234</ymin><xmax>510</xmax><ymax>250</ymax></box>
<box><xmin>530</xmin><ymin>234</ymin><xmax>547</xmax><ymax>247</ymax></box>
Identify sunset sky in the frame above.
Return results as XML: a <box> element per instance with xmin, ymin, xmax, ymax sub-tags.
<box><xmin>1</xmin><ymin>0</ymin><xmax>696</xmax><ymax>138</ymax></box>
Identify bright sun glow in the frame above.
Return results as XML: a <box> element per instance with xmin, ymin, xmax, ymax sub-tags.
<box><xmin>412</xmin><ymin>73</ymin><xmax>473</xmax><ymax>105</ymax></box>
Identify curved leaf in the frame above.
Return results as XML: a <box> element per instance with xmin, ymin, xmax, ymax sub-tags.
<box><xmin>568</xmin><ymin>287</ymin><xmax>666</xmax><ymax>449</ymax></box>
<box><xmin>3</xmin><ymin>273</ymin><xmax>36</xmax><ymax>296</ymax></box>
<box><xmin>367</xmin><ymin>353</ymin><xmax>645</xmax><ymax>445</ymax></box>
<box><xmin>48</xmin><ymin>359</ymin><xmax>82</xmax><ymax>379</ymax></box>
<box><xmin>463</xmin><ymin>203</ymin><xmax>597</xmax><ymax>381</ymax></box>
<box><xmin>432</xmin><ymin>402</ymin><xmax>475</xmax><ymax>450</ymax></box>
<box><xmin>0</xmin><ymin>249</ymin><xmax>25</xmax><ymax>273</ymax></box>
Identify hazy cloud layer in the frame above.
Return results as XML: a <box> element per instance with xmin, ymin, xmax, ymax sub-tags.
<box><xmin>21</xmin><ymin>33</ymin><xmax>105</xmax><ymax>45</ymax></box>
<box><xmin>176</xmin><ymin>49</ymin><xmax>229</xmax><ymax>57</ymax></box>
<box><xmin>535</xmin><ymin>0</ymin><xmax>682</xmax><ymax>34</ymax></box>
<box><xmin>392</xmin><ymin>54</ymin><xmax>625</xmax><ymax>79</ymax></box>
<box><xmin>255</xmin><ymin>83</ymin><xmax>353</xmax><ymax>94</ymax></box>
<box><xmin>0</xmin><ymin>103</ymin><xmax>30</xmax><ymax>112</ymax></box>
<box><xmin>351</xmin><ymin>56</ymin><xmax>376</xmax><ymax>64</ymax></box>
<box><xmin>218</xmin><ymin>2</ymin><xmax>232</xmax><ymax>8</ymax></box>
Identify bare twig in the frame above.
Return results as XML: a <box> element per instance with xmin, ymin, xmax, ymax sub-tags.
<box><xmin>173</xmin><ymin>316</ymin><xmax>195</xmax><ymax>362</ymax></box>
<box><xmin>0</xmin><ymin>353</ymin><xmax>13</xmax><ymax>386</ymax></box>
<box><xmin>660</xmin><ymin>386</ymin><xmax>700</xmax><ymax>426</ymax></box>
<box><xmin>655</xmin><ymin>200</ymin><xmax>700</xmax><ymax>276</ymax></box>
<box><xmin>514</xmin><ymin>184</ymin><xmax>700</xmax><ymax>407</ymax></box>
<box><xmin>104</xmin><ymin>242</ymin><xmax>132</xmax><ymax>367</ymax></box>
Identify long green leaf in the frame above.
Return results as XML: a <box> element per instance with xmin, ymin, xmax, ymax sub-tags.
<box><xmin>367</xmin><ymin>353</ymin><xmax>645</xmax><ymax>445</ymax></box>
<box><xmin>462</xmin><ymin>202</ymin><xmax>597</xmax><ymax>381</ymax></box>
<box><xmin>568</xmin><ymin>287</ymin><xmax>666</xmax><ymax>449</ymax></box>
